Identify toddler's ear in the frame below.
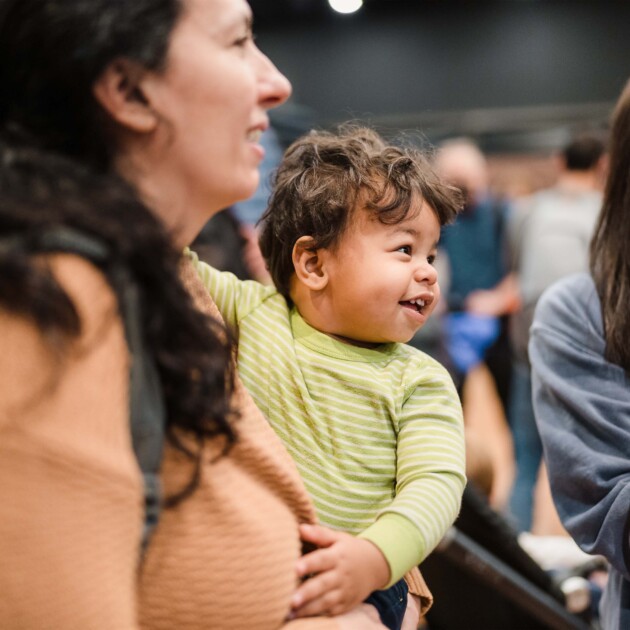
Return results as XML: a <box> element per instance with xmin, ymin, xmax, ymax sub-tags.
<box><xmin>292</xmin><ymin>236</ymin><xmax>328</xmax><ymax>291</ymax></box>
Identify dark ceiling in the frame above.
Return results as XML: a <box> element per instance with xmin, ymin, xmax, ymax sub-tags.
<box><xmin>249</xmin><ymin>0</ymin><xmax>629</xmax><ymax>151</ymax></box>
<box><xmin>249</xmin><ymin>0</ymin><xmax>443</xmax><ymax>24</ymax></box>
<box><xmin>249</xmin><ymin>0</ymin><xmax>624</xmax><ymax>25</ymax></box>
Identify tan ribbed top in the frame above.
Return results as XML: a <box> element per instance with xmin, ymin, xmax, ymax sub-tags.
<box><xmin>0</xmin><ymin>254</ymin><xmax>339</xmax><ymax>630</ymax></box>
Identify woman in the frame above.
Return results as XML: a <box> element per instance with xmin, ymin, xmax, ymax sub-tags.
<box><xmin>529</xmin><ymin>80</ymin><xmax>630</xmax><ymax>630</ymax></box>
<box><xmin>0</xmin><ymin>0</ymin><xmax>385</xmax><ymax>628</ymax></box>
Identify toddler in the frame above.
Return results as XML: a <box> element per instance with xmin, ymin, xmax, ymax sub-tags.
<box><xmin>191</xmin><ymin>127</ymin><xmax>466</xmax><ymax>629</ymax></box>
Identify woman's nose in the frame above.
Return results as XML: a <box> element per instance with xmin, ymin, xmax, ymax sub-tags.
<box><xmin>256</xmin><ymin>49</ymin><xmax>292</xmax><ymax>110</ymax></box>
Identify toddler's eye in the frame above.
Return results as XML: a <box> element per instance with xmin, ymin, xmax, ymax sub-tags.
<box><xmin>428</xmin><ymin>254</ymin><xmax>436</xmax><ymax>265</ymax></box>
<box><xmin>397</xmin><ymin>245</ymin><xmax>412</xmax><ymax>256</ymax></box>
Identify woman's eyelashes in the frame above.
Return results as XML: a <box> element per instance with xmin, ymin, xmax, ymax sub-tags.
<box><xmin>233</xmin><ymin>35</ymin><xmax>249</xmax><ymax>47</ymax></box>
<box><xmin>233</xmin><ymin>29</ymin><xmax>255</xmax><ymax>48</ymax></box>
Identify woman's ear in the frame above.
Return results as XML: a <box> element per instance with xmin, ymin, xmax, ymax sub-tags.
<box><xmin>292</xmin><ymin>236</ymin><xmax>329</xmax><ymax>291</ymax></box>
<box><xmin>92</xmin><ymin>59</ymin><xmax>158</xmax><ymax>133</ymax></box>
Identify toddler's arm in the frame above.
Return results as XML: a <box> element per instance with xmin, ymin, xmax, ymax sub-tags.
<box><xmin>188</xmin><ymin>249</ymin><xmax>266</xmax><ymax>330</ymax></box>
<box><xmin>360</xmin><ymin>364</ymin><xmax>466</xmax><ymax>586</ymax></box>
<box><xmin>292</xmin><ymin>365</ymin><xmax>464</xmax><ymax>618</ymax></box>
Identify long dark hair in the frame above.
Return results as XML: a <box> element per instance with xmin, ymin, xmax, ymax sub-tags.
<box><xmin>0</xmin><ymin>0</ymin><xmax>237</xmax><ymax>487</ymax></box>
<box><xmin>590</xmin><ymin>79</ymin><xmax>630</xmax><ymax>372</ymax></box>
<box><xmin>0</xmin><ymin>0</ymin><xmax>181</xmax><ymax>168</ymax></box>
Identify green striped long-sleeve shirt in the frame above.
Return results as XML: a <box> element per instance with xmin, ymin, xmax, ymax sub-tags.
<box><xmin>191</xmin><ymin>252</ymin><xmax>466</xmax><ymax>585</ymax></box>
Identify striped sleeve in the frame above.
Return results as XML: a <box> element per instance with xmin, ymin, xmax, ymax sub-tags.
<box><xmin>188</xmin><ymin>249</ymin><xmax>271</xmax><ymax>330</ymax></box>
<box><xmin>188</xmin><ymin>251</ymin><xmax>243</xmax><ymax>328</ymax></box>
<box><xmin>361</xmin><ymin>363</ymin><xmax>466</xmax><ymax>583</ymax></box>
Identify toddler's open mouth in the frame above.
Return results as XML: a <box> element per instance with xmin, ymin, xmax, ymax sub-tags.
<box><xmin>400</xmin><ymin>298</ymin><xmax>426</xmax><ymax>313</ymax></box>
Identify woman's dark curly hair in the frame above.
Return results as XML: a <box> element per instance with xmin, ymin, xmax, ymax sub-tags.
<box><xmin>0</xmin><ymin>142</ymin><xmax>237</xmax><ymax>474</ymax></box>
<box><xmin>0</xmin><ymin>0</ymin><xmax>182</xmax><ymax>169</ymax></box>
<box><xmin>259</xmin><ymin>126</ymin><xmax>463</xmax><ymax>299</ymax></box>
<box><xmin>0</xmin><ymin>0</ymin><xmax>237</xmax><ymax>497</ymax></box>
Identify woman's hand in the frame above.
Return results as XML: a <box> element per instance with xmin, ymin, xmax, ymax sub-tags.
<box><xmin>400</xmin><ymin>593</ymin><xmax>422</xmax><ymax>630</ymax></box>
<box><xmin>335</xmin><ymin>604</ymin><xmax>387</xmax><ymax>630</ymax></box>
<box><xmin>291</xmin><ymin>524</ymin><xmax>390</xmax><ymax>618</ymax></box>
<box><xmin>283</xmin><ymin>603</ymin><xmax>386</xmax><ymax>629</ymax></box>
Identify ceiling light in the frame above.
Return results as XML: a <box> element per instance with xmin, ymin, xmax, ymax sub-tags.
<box><xmin>328</xmin><ymin>0</ymin><xmax>363</xmax><ymax>15</ymax></box>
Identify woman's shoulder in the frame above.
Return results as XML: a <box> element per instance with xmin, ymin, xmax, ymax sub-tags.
<box><xmin>2</xmin><ymin>252</ymin><xmax>118</xmax><ymax>366</ymax></box>
<box><xmin>533</xmin><ymin>273</ymin><xmax>601</xmax><ymax>338</ymax></box>
<box><xmin>537</xmin><ymin>272</ymin><xmax>596</xmax><ymax>304</ymax></box>
<box><xmin>0</xmin><ymin>252</ymin><xmax>135</xmax><ymax>475</ymax></box>
<box><xmin>49</xmin><ymin>252</ymin><xmax>121</xmax><ymax>326</ymax></box>
<box><xmin>1</xmin><ymin>253</ymin><xmax>121</xmax><ymax>394</ymax></box>
<box><xmin>530</xmin><ymin>273</ymin><xmax>610</xmax><ymax>372</ymax></box>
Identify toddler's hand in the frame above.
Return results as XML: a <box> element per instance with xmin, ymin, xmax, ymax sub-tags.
<box><xmin>291</xmin><ymin>524</ymin><xmax>390</xmax><ymax>618</ymax></box>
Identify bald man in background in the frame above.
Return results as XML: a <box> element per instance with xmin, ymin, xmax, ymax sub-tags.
<box><xmin>435</xmin><ymin>139</ymin><xmax>519</xmax><ymax>411</ymax></box>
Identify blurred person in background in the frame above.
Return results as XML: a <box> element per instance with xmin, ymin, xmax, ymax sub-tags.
<box><xmin>435</xmin><ymin>138</ymin><xmax>519</xmax><ymax>408</ymax></box>
<box><xmin>435</xmin><ymin>139</ymin><xmax>519</xmax><ymax>511</ymax></box>
<box><xmin>508</xmin><ymin>134</ymin><xmax>606</xmax><ymax>533</ymax></box>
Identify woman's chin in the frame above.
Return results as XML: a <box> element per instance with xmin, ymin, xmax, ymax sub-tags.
<box><xmin>202</xmin><ymin>169</ymin><xmax>260</xmax><ymax>214</ymax></box>
<box><xmin>231</xmin><ymin>173</ymin><xmax>261</xmax><ymax>206</ymax></box>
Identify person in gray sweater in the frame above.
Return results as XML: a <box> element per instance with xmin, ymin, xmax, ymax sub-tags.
<box><xmin>529</xmin><ymin>81</ymin><xmax>630</xmax><ymax>630</ymax></box>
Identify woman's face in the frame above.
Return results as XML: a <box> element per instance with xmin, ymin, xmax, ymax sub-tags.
<box><xmin>138</xmin><ymin>0</ymin><xmax>291</xmax><ymax>237</ymax></box>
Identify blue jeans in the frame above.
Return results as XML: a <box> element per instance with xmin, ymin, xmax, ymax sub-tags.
<box><xmin>508</xmin><ymin>361</ymin><xmax>543</xmax><ymax>532</ymax></box>
<box><xmin>364</xmin><ymin>578</ymin><xmax>408</xmax><ymax>630</ymax></box>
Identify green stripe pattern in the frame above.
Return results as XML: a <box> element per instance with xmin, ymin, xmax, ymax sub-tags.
<box><xmin>192</xmin><ymin>253</ymin><xmax>466</xmax><ymax>583</ymax></box>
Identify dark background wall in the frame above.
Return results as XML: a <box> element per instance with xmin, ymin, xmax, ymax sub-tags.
<box><xmin>251</xmin><ymin>1</ymin><xmax>630</xmax><ymax>148</ymax></box>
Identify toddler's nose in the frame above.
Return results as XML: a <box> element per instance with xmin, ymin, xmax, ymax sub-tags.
<box><xmin>414</xmin><ymin>261</ymin><xmax>438</xmax><ymax>285</ymax></box>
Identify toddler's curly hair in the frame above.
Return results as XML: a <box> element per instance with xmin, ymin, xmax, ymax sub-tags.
<box><xmin>259</xmin><ymin>126</ymin><xmax>463</xmax><ymax>299</ymax></box>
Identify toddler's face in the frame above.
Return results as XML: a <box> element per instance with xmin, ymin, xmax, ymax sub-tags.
<box><xmin>322</xmin><ymin>200</ymin><xmax>441</xmax><ymax>346</ymax></box>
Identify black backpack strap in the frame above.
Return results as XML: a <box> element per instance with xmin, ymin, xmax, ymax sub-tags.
<box><xmin>113</xmin><ymin>261</ymin><xmax>165</xmax><ymax>553</ymax></box>
<box><xmin>0</xmin><ymin>227</ymin><xmax>166</xmax><ymax>554</ymax></box>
